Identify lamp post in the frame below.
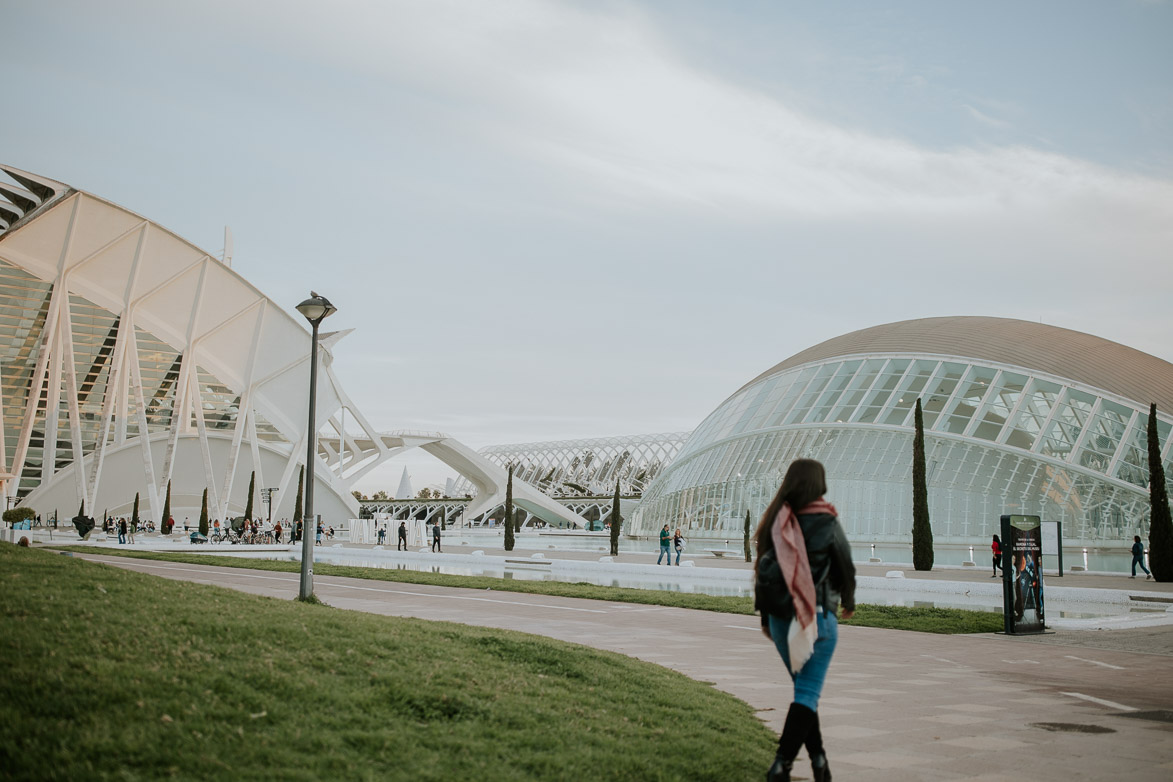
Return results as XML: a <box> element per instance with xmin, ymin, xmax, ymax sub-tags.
<box><xmin>295</xmin><ymin>292</ymin><xmax>337</xmax><ymax>600</ymax></box>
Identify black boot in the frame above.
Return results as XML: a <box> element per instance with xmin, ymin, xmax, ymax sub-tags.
<box><xmin>768</xmin><ymin>704</ymin><xmax>814</xmax><ymax>782</ymax></box>
<box><xmin>805</xmin><ymin>711</ymin><xmax>831</xmax><ymax>782</ymax></box>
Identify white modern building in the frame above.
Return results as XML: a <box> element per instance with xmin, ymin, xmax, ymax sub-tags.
<box><xmin>0</xmin><ymin>164</ymin><xmax>586</xmax><ymax>529</ymax></box>
<box><xmin>631</xmin><ymin>317</ymin><xmax>1173</xmax><ymax>548</ymax></box>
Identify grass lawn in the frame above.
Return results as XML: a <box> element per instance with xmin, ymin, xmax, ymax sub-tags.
<box><xmin>49</xmin><ymin>546</ymin><xmax>1005</xmax><ymax>634</ymax></box>
<box><xmin>1</xmin><ymin>545</ymin><xmax>775</xmax><ymax>781</ymax></box>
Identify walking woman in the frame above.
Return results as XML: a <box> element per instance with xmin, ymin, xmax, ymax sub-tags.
<box><xmin>753</xmin><ymin>459</ymin><xmax>855</xmax><ymax>782</ymax></box>
<box><xmin>991</xmin><ymin>534</ymin><xmax>1004</xmax><ymax>578</ymax></box>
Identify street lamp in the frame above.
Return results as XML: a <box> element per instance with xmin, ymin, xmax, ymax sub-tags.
<box><xmin>295</xmin><ymin>291</ymin><xmax>337</xmax><ymax>600</ymax></box>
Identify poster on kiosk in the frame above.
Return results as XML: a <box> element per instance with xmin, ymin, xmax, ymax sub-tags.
<box><xmin>1000</xmin><ymin>515</ymin><xmax>1045</xmax><ymax>634</ymax></box>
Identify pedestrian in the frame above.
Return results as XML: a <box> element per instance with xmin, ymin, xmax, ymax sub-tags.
<box><xmin>213</xmin><ymin>518</ymin><xmax>221</xmax><ymax>539</ymax></box>
<box><xmin>432</xmin><ymin>520</ymin><xmax>442</xmax><ymax>552</ymax></box>
<box><xmin>316</xmin><ymin>522</ymin><xmax>323</xmax><ymax>546</ymax></box>
<box><xmin>1131</xmin><ymin>535</ymin><xmax>1152</xmax><ymax>580</ymax></box>
<box><xmin>753</xmin><ymin>458</ymin><xmax>855</xmax><ymax>782</ymax></box>
<box><xmin>991</xmin><ymin>534</ymin><xmax>1003</xmax><ymax>577</ymax></box>
<box><xmin>673</xmin><ymin>528</ymin><xmax>685</xmax><ymax>565</ymax></box>
<box><xmin>398</xmin><ymin>521</ymin><xmax>407</xmax><ymax>551</ymax></box>
<box><xmin>184</xmin><ymin>517</ymin><xmax>190</xmax><ymax>533</ymax></box>
<box><xmin>656</xmin><ymin>524</ymin><xmax>671</xmax><ymax>565</ymax></box>
<box><xmin>377</xmin><ymin>526</ymin><xmax>386</xmax><ymax>545</ymax></box>
<box><xmin>127</xmin><ymin>519</ymin><xmax>136</xmax><ymax>544</ymax></box>
<box><xmin>118</xmin><ymin>517</ymin><xmax>127</xmax><ymax>545</ymax></box>
<box><xmin>274</xmin><ymin>521</ymin><xmax>283</xmax><ymax>543</ymax></box>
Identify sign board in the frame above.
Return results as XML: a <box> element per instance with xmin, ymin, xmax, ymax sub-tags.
<box><xmin>1040</xmin><ymin>520</ymin><xmax>1063</xmax><ymax>576</ymax></box>
<box><xmin>1001</xmin><ymin>514</ymin><xmax>1046</xmax><ymax>634</ymax></box>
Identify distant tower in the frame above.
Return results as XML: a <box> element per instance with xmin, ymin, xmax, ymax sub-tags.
<box><xmin>395</xmin><ymin>467</ymin><xmax>413</xmax><ymax>500</ymax></box>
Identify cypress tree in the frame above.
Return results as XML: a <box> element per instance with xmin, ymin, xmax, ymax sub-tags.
<box><xmin>744</xmin><ymin>509</ymin><xmax>752</xmax><ymax>562</ymax></box>
<box><xmin>912</xmin><ymin>397</ymin><xmax>934</xmax><ymax>571</ymax></box>
<box><xmin>610</xmin><ymin>478</ymin><xmax>622</xmax><ymax>556</ymax></box>
<box><xmin>244</xmin><ymin>471</ymin><xmax>256</xmax><ymax>522</ymax></box>
<box><xmin>161</xmin><ymin>480</ymin><xmax>172</xmax><ymax>534</ymax></box>
<box><xmin>1147</xmin><ymin>403</ymin><xmax>1173</xmax><ymax>581</ymax></box>
<box><xmin>504</xmin><ymin>465</ymin><xmax>515</xmax><ymax>552</ymax></box>
<box><xmin>132</xmin><ymin>492</ymin><xmax>140</xmax><ymax>531</ymax></box>
<box><xmin>77</xmin><ymin>500</ymin><xmax>84</xmax><ymax>519</ymax></box>
<box><xmin>294</xmin><ymin>466</ymin><xmax>304</xmax><ymax>525</ymax></box>
<box><xmin>198</xmin><ymin>489</ymin><xmax>209</xmax><ymax>536</ymax></box>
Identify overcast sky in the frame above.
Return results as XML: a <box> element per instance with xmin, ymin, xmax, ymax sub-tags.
<box><xmin>4</xmin><ymin>0</ymin><xmax>1172</xmax><ymax>493</ymax></box>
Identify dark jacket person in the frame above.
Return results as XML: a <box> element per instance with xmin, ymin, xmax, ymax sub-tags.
<box><xmin>753</xmin><ymin>458</ymin><xmax>855</xmax><ymax>782</ymax></box>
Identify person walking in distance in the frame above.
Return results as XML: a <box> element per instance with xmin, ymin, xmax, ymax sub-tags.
<box><xmin>431</xmin><ymin>520</ymin><xmax>442</xmax><ymax>553</ymax></box>
<box><xmin>657</xmin><ymin>524</ymin><xmax>671</xmax><ymax>565</ymax></box>
<box><xmin>753</xmin><ymin>458</ymin><xmax>855</xmax><ymax>782</ymax></box>
<box><xmin>673</xmin><ymin>528</ymin><xmax>685</xmax><ymax>565</ymax></box>
<box><xmin>398</xmin><ymin>521</ymin><xmax>408</xmax><ymax>551</ymax></box>
<box><xmin>991</xmin><ymin>534</ymin><xmax>1004</xmax><ymax>578</ymax></box>
<box><xmin>1131</xmin><ymin>535</ymin><xmax>1152</xmax><ymax>580</ymax></box>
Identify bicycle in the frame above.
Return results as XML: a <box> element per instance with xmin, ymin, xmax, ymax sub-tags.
<box><xmin>210</xmin><ymin>529</ymin><xmax>240</xmax><ymax>544</ymax></box>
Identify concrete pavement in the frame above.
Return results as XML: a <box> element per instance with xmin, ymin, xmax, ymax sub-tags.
<box><xmin>77</xmin><ymin>553</ymin><xmax>1173</xmax><ymax>782</ymax></box>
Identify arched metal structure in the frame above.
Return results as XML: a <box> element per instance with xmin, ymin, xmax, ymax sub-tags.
<box><xmin>450</xmin><ymin>432</ymin><xmax>690</xmax><ymax>498</ymax></box>
<box><xmin>632</xmin><ymin>317</ymin><xmax>1173</xmax><ymax>546</ymax></box>
<box><xmin>0</xmin><ymin>164</ymin><xmax>586</xmax><ymax>529</ymax></box>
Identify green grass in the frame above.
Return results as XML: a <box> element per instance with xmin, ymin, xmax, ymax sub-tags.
<box><xmin>50</xmin><ymin>546</ymin><xmax>1005</xmax><ymax>634</ymax></box>
<box><xmin>0</xmin><ymin>545</ymin><xmax>775</xmax><ymax>781</ymax></box>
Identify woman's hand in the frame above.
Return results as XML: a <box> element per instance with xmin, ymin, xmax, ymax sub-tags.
<box><xmin>840</xmin><ymin>609</ymin><xmax>854</xmax><ymax>621</ymax></box>
<box><xmin>761</xmin><ymin>624</ymin><xmax>772</xmax><ymax>640</ymax></box>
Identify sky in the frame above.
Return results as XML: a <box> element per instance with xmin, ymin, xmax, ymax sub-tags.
<box><xmin>3</xmin><ymin>0</ymin><xmax>1172</xmax><ymax>494</ymax></box>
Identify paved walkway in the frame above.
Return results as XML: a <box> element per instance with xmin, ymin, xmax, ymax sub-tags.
<box><xmin>79</xmin><ymin>553</ymin><xmax>1173</xmax><ymax>782</ymax></box>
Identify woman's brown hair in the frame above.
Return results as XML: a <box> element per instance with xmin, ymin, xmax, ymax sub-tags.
<box><xmin>752</xmin><ymin>458</ymin><xmax>827</xmax><ymax>576</ymax></box>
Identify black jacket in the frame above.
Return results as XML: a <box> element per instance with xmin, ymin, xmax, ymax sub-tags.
<box><xmin>755</xmin><ymin>512</ymin><xmax>856</xmax><ymax>622</ymax></box>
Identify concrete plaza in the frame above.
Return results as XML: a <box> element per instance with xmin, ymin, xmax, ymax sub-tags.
<box><xmin>75</xmin><ymin>551</ymin><xmax>1173</xmax><ymax>782</ymax></box>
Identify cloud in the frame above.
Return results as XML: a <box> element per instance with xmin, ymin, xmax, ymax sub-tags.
<box><xmin>207</xmin><ymin>0</ymin><xmax>1173</xmax><ymax>233</ymax></box>
<box><xmin>962</xmin><ymin>103</ymin><xmax>1012</xmax><ymax>129</ymax></box>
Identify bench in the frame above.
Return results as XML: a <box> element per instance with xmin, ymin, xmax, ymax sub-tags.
<box><xmin>707</xmin><ymin>549</ymin><xmax>739</xmax><ymax>558</ymax></box>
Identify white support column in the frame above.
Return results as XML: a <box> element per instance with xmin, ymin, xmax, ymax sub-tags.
<box><xmin>58</xmin><ymin>296</ymin><xmax>90</xmax><ymax>512</ymax></box>
<box><xmin>40</xmin><ymin>309</ymin><xmax>65</xmax><ymax>486</ymax></box>
<box><xmin>189</xmin><ymin>370</ymin><xmax>221</xmax><ymax>518</ymax></box>
<box><xmin>126</xmin><ymin>326</ymin><xmax>161</xmax><ymax>521</ymax></box>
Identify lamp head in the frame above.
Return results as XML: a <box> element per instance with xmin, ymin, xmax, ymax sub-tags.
<box><xmin>296</xmin><ymin>293</ymin><xmax>337</xmax><ymax>324</ymax></box>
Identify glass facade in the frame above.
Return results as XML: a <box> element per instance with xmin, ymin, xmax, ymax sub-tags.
<box><xmin>632</xmin><ymin>354</ymin><xmax>1173</xmax><ymax>545</ymax></box>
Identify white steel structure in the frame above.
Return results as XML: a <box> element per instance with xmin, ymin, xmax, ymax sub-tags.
<box><xmin>0</xmin><ymin>165</ymin><xmax>587</xmax><ymax>530</ymax></box>
<box><xmin>632</xmin><ymin>317</ymin><xmax>1173</xmax><ymax>546</ymax></box>
<box><xmin>450</xmin><ymin>432</ymin><xmax>691</xmax><ymax>498</ymax></box>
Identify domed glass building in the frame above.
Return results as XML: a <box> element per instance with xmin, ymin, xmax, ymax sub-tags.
<box><xmin>631</xmin><ymin>317</ymin><xmax>1173</xmax><ymax>551</ymax></box>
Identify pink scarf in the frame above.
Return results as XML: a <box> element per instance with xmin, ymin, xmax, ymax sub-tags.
<box><xmin>771</xmin><ymin>498</ymin><xmax>837</xmax><ymax>674</ymax></box>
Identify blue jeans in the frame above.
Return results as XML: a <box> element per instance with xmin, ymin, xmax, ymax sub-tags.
<box><xmin>1132</xmin><ymin>555</ymin><xmax>1150</xmax><ymax>576</ymax></box>
<box><xmin>768</xmin><ymin>610</ymin><xmax>838</xmax><ymax>712</ymax></box>
<box><xmin>675</xmin><ymin>547</ymin><xmax>681</xmax><ymax>565</ymax></box>
<box><xmin>657</xmin><ymin>544</ymin><xmax>670</xmax><ymax>564</ymax></box>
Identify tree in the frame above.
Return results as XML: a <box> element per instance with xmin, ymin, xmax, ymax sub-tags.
<box><xmin>351</xmin><ymin>490</ymin><xmax>366</xmax><ymax>501</ymax></box>
<box><xmin>744</xmin><ymin>509</ymin><xmax>752</xmax><ymax>562</ymax></box>
<box><xmin>610</xmin><ymin>478</ymin><xmax>622</xmax><ymax>556</ymax></box>
<box><xmin>131</xmin><ymin>492</ymin><xmax>140</xmax><ymax>533</ymax></box>
<box><xmin>3</xmin><ymin>507</ymin><xmax>35</xmax><ymax>527</ymax></box>
<box><xmin>244</xmin><ymin>471</ymin><xmax>256</xmax><ymax>521</ymax></box>
<box><xmin>294</xmin><ymin>466</ymin><xmax>304</xmax><ymax>525</ymax></box>
<box><xmin>78</xmin><ymin>500</ymin><xmax>85</xmax><ymax>519</ymax></box>
<box><xmin>912</xmin><ymin>397</ymin><xmax>934</xmax><ymax>571</ymax></box>
<box><xmin>199</xmin><ymin>489</ymin><xmax>209</xmax><ymax>536</ymax></box>
<box><xmin>1147</xmin><ymin>403</ymin><xmax>1173</xmax><ymax>581</ymax></box>
<box><xmin>504</xmin><ymin>464</ymin><xmax>515</xmax><ymax>552</ymax></box>
<box><xmin>161</xmin><ymin>480</ymin><xmax>172</xmax><ymax>534</ymax></box>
